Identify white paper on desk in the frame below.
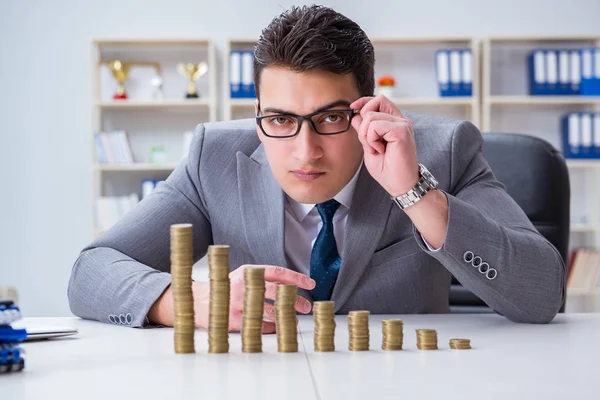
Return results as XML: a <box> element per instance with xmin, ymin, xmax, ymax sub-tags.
<box><xmin>11</xmin><ymin>322</ymin><xmax>78</xmax><ymax>341</ymax></box>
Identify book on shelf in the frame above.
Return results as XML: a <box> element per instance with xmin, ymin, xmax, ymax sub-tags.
<box><xmin>435</xmin><ymin>49</ymin><xmax>472</xmax><ymax>97</ymax></box>
<box><xmin>566</xmin><ymin>248</ymin><xmax>600</xmax><ymax>312</ymax></box>
<box><xmin>94</xmin><ymin>130</ymin><xmax>135</xmax><ymax>164</ymax></box>
<box><xmin>95</xmin><ymin>193</ymin><xmax>139</xmax><ymax>231</ymax></box>
<box><xmin>528</xmin><ymin>48</ymin><xmax>600</xmax><ymax>96</ymax></box>
<box><xmin>561</xmin><ymin>112</ymin><xmax>600</xmax><ymax>159</ymax></box>
<box><xmin>229</xmin><ymin>50</ymin><xmax>256</xmax><ymax>98</ymax></box>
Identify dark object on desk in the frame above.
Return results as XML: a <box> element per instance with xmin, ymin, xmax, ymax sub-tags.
<box><xmin>449</xmin><ymin>133</ymin><xmax>570</xmax><ymax>313</ymax></box>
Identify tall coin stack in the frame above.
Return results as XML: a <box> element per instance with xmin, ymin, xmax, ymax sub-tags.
<box><xmin>381</xmin><ymin>319</ymin><xmax>403</xmax><ymax>351</ymax></box>
<box><xmin>242</xmin><ymin>267</ymin><xmax>266</xmax><ymax>353</ymax></box>
<box><xmin>275</xmin><ymin>284</ymin><xmax>298</xmax><ymax>353</ymax></box>
<box><xmin>449</xmin><ymin>338</ymin><xmax>471</xmax><ymax>349</ymax></box>
<box><xmin>348</xmin><ymin>310</ymin><xmax>370</xmax><ymax>351</ymax></box>
<box><xmin>171</xmin><ymin>223</ymin><xmax>195</xmax><ymax>354</ymax></box>
<box><xmin>208</xmin><ymin>245</ymin><xmax>230</xmax><ymax>353</ymax></box>
<box><xmin>313</xmin><ymin>301</ymin><xmax>336</xmax><ymax>352</ymax></box>
<box><xmin>416</xmin><ymin>329</ymin><xmax>438</xmax><ymax>350</ymax></box>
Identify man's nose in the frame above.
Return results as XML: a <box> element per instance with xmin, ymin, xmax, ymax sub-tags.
<box><xmin>292</xmin><ymin>119</ymin><xmax>323</xmax><ymax>162</ymax></box>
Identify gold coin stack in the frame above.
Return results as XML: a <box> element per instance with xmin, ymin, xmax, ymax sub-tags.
<box><xmin>242</xmin><ymin>267</ymin><xmax>266</xmax><ymax>353</ymax></box>
<box><xmin>449</xmin><ymin>338</ymin><xmax>471</xmax><ymax>350</ymax></box>
<box><xmin>348</xmin><ymin>310</ymin><xmax>370</xmax><ymax>351</ymax></box>
<box><xmin>381</xmin><ymin>319</ymin><xmax>403</xmax><ymax>351</ymax></box>
<box><xmin>208</xmin><ymin>245</ymin><xmax>230</xmax><ymax>353</ymax></box>
<box><xmin>275</xmin><ymin>284</ymin><xmax>298</xmax><ymax>353</ymax></box>
<box><xmin>171</xmin><ymin>223</ymin><xmax>195</xmax><ymax>354</ymax></box>
<box><xmin>416</xmin><ymin>329</ymin><xmax>438</xmax><ymax>350</ymax></box>
<box><xmin>313</xmin><ymin>301</ymin><xmax>336</xmax><ymax>352</ymax></box>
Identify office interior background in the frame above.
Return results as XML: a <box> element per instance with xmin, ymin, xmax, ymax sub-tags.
<box><xmin>1</xmin><ymin>0</ymin><xmax>600</xmax><ymax>318</ymax></box>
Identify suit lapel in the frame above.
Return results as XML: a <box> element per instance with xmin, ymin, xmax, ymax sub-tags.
<box><xmin>331</xmin><ymin>165</ymin><xmax>394</xmax><ymax>311</ymax></box>
<box><xmin>237</xmin><ymin>146</ymin><xmax>287</xmax><ymax>268</ymax></box>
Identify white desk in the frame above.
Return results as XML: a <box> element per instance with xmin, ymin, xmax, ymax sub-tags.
<box><xmin>2</xmin><ymin>314</ymin><xmax>599</xmax><ymax>399</ymax></box>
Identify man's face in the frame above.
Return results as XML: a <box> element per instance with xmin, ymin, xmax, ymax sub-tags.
<box><xmin>256</xmin><ymin>67</ymin><xmax>364</xmax><ymax>204</ymax></box>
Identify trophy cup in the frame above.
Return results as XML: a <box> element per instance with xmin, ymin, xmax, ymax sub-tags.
<box><xmin>103</xmin><ymin>60</ymin><xmax>161</xmax><ymax>100</ymax></box>
<box><xmin>108</xmin><ymin>60</ymin><xmax>131</xmax><ymax>100</ymax></box>
<box><xmin>150</xmin><ymin>75</ymin><xmax>164</xmax><ymax>100</ymax></box>
<box><xmin>177</xmin><ymin>62</ymin><xmax>208</xmax><ymax>98</ymax></box>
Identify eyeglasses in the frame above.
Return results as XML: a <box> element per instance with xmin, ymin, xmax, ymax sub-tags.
<box><xmin>256</xmin><ymin>107</ymin><xmax>360</xmax><ymax>138</ymax></box>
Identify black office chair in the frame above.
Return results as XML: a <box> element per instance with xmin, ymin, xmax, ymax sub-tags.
<box><xmin>449</xmin><ymin>133</ymin><xmax>571</xmax><ymax>313</ymax></box>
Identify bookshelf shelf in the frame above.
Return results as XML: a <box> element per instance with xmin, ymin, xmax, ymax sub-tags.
<box><xmin>566</xmin><ymin>160</ymin><xmax>600</xmax><ymax>169</ymax></box>
<box><xmin>228</xmin><ymin>98</ymin><xmax>257</xmax><ymax>108</ymax></box>
<box><xmin>390</xmin><ymin>97</ymin><xmax>475</xmax><ymax>106</ymax></box>
<box><xmin>486</xmin><ymin>96</ymin><xmax>600</xmax><ymax>106</ymax></box>
<box><xmin>571</xmin><ymin>224</ymin><xmax>598</xmax><ymax>233</ymax></box>
<box><xmin>96</xmin><ymin>163</ymin><xmax>179</xmax><ymax>172</ymax></box>
<box><xmin>97</xmin><ymin>99</ymin><xmax>212</xmax><ymax>109</ymax></box>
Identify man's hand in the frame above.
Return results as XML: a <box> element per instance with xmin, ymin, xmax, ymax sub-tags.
<box><xmin>350</xmin><ymin>95</ymin><xmax>420</xmax><ymax>197</ymax></box>
<box><xmin>149</xmin><ymin>265</ymin><xmax>315</xmax><ymax>334</ymax></box>
<box><xmin>225</xmin><ymin>265</ymin><xmax>315</xmax><ymax>333</ymax></box>
<box><xmin>350</xmin><ymin>95</ymin><xmax>449</xmax><ymax>249</ymax></box>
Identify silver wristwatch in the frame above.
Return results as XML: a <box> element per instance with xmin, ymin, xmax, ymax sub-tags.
<box><xmin>391</xmin><ymin>164</ymin><xmax>439</xmax><ymax>210</ymax></box>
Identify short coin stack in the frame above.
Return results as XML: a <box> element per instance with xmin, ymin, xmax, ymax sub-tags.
<box><xmin>449</xmin><ymin>338</ymin><xmax>471</xmax><ymax>349</ymax></box>
<box><xmin>171</xmin><ymin>223</ymin><xmax>195</xmax><ymax>354</ymax></box>
<box><xmin>313</xmin><ymin>301</ymin><xmax>336</xmax><ymax>352</ymax></box>
<box><xmin>275</xmin><ymin>284</ymin><xmax>298</xmax><ymax>353</ymax></box>
<box><xmin>208</xmin><ymin>245</ymin><xmax>230</xmax><ymax>353</ymax></box>
<box><xmin>242</xmin><ymin>267</ymin><xmax>266</xmax><ymax>353</ymax></box>
<box><xmin>348</xmin><ymin>311</ymin><xmax>370</xmax><ymax>351</ymax></box>
<box><xmin>381</xmin><ymin>319</ymin><xmax>404</xmax><ymax>351</ymax></box>
<box><xmin>416</xmin><ymin>329</ymin><xmax>438</xmax><ymax>350</ymax></box>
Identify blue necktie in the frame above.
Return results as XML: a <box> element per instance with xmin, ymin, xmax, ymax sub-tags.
<box><xmin>310</xmin><ymin>199</ymin><xmax>342</xmax><ymax>301</ymax></box>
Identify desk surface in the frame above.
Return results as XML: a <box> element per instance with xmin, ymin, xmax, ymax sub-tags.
<box><xmin>2</xmin><ymin>313</ymin><xmax>599</xmax><ymax>400</ymax></box>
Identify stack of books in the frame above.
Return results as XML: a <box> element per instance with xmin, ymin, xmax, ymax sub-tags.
<box><xmin>94</xmin><ymin>131</ymin><xmax>135</xmax><ymax>164</ymax></box>
<box><xmin>435</xmin><ymin>49</ymin><xmax>473</xmax><ymax>97</ymax></box>
<box><xmin>528</xmin><ymin>48</ymin><xmax>600</xmax><ymax>96</ymax></box>
<box><xmin>561</xmin><ymin>112</ymin><xmax>600</xmax><ymax>158</ymax></box>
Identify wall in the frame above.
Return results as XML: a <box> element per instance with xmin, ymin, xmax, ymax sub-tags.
<box><xmin>1</xmin><ymin>0</ymin><xmax>599</xmax><ymax>317</ymax></box>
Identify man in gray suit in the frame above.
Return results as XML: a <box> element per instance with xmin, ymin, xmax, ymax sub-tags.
<box><xmin>68</xmin><ymin>5</ymin><xmax>565</xmax><ymax>330</ymax></box>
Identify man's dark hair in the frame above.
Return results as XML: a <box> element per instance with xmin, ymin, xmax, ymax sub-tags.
<box><xmin>253</xmin><ymin>5</ymin><xmax>375</xmax><ymax>99</ymax></box>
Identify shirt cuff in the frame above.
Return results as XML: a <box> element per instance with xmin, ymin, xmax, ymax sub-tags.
<box><xmin>421</xmin><ymin>234</ymin><xmax>442</xmax><ymax>252</ymax></box>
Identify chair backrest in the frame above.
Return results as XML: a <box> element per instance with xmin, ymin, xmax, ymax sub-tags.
<box><xmin>449</xmin><ymin>133</ymin><xmax>571</xmax><ymax>311</ymax></box>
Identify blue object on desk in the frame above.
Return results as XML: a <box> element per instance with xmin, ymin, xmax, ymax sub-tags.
<box><xmin>0</xmin><ymin>300</ymin><xmax>26</xmax><ymax>374</ymax></box>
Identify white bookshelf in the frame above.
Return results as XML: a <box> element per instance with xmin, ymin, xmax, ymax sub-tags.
<box><xmin>370</xmin><ymin>37</ymin><xmax>480</xmax><ymax>128</ymax></box>
<box><xmin>481</xmin><ymin>35</ymin><xmax>600</xmax><ymax>254</ymax></box>
<box><xmin>91</xmin><ymin>39</ymin><xmax>218</xmax><ymax>238</ymax></box>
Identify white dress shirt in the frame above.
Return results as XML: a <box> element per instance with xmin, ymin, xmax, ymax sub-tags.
<box><xmin>283</xmin><ymin>164</ymin><xmax>439</xmax><ymax>276</ymax></box>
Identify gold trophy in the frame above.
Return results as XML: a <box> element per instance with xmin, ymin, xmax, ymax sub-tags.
<box><xmin>107</xmin><ymin>60</ymin><xmax>130</xmax><ymax>99</ymax></box>
<box><xmin>103</xmin><ymin>60</ymin><xmax>161</xmax><ymax>100</ymax></box>
<box><xmin>177</xmin><ymin>62</ymin><xmax>208</xmax><ymax>98</ymax></box>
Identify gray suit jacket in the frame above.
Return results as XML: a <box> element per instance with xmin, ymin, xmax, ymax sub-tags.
<box><xmin>68</xmin><ymin>112</ymin><xmax>566</xmax><ymax>327</ymax></box>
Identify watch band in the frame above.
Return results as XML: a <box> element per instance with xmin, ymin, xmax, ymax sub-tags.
<box><xmin>391</xmin><ymin>164</ymin><xmax>438</xmax><ymax>210</ymax></box>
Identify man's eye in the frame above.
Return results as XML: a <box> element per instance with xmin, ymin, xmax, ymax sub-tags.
<box><xmin>324</xmin><ymin>114</ymin><xmax>341</xmax><ymax>122</ymax></box>
<box><xmin>269</xmin><ymin>116</ymin><xmax>292</xmax><ymax>125</ymax></box>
